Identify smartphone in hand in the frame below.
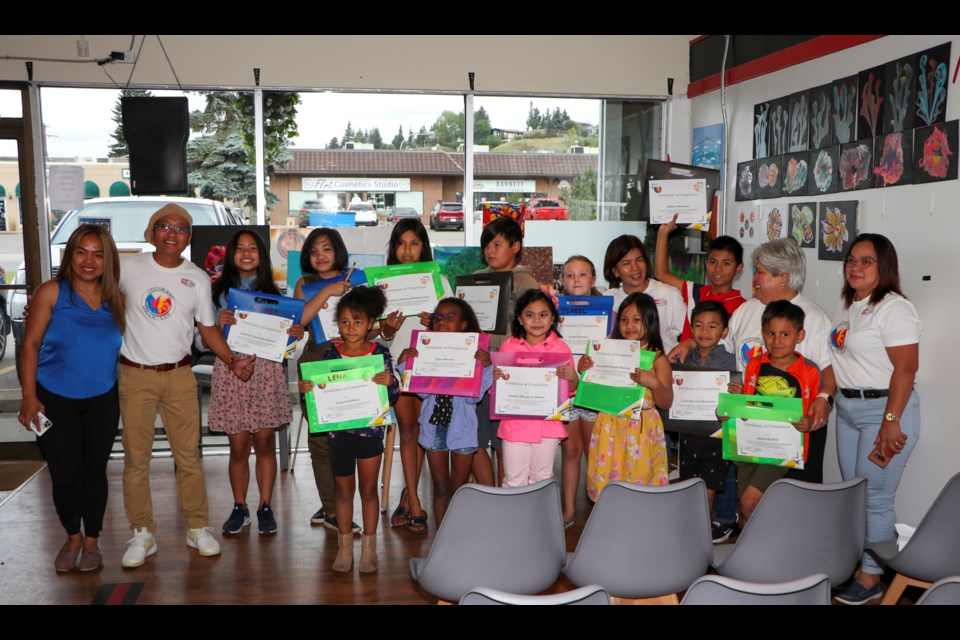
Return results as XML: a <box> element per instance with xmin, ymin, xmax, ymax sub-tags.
<box><xmin>31</xmin><ymin>411</ymin><xmax>53</xmax><ymax>437</ymax></box>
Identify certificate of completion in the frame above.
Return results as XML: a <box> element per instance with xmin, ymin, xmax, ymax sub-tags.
<box><xmin>316</xmin><ymin>294</ymin><xmax>342</xmax><ymax>340</ymax></box>
<box><xmin>375</xmin><ymin>271</ymin><xmax>440</xmax><ymax>317</ymax></box>
<box><xmin>456</xmin><ymin>285</ymin><xmax>501</xmax><ymax>332</ymax></box>
<box><xmin>411</xmin><ymin>331</ymin><xmax>479</xmax><ymax>379</ymax></box>
<box><xmin>669</xmin><ymin>370</ymin><xmax>730</xmax><ymax>421</ymax></box>
<box><xmin>648</xmin><ymin>178</ymin><xmax>708</xmax><ymax>225</ymax></box>
<box><xmin>733</xmin><ymin>418</ymin><xmax>804</xmax><ymax>462</ymax></box>
<box><xmin>312</xmin><ymin>378</ymin><xmax>382</xmax><ymax>425</ymax></box>
<box><xmin>494</xmin><ymin>366</ymin><xmax>560</xmax><ymax>417</ymax></box>
<box><xmin>227</xmin><ymin>310</ymin><xmax>294</xmax><ymax>362</ymax></box>
<box><xmin>581</xmin><ymin>339</ymin><xmax>641</xmax><ymax>388</ymax></box>
<box><xmin>559</xmin><ymin>314</ymin><xmax>609</xmax><ymax>354</ymax></box>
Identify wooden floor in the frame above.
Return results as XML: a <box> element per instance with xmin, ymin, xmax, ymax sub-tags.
<box><xmin>0</xmin><ymin>446</ymin><xmax>591</xmax><ymax>605</ymax></box>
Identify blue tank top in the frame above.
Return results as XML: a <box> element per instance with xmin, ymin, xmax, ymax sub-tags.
<box><xmin>37</xmin><ymin>279</ymin><xmax>123</xmax><ymax>399</ymax></box>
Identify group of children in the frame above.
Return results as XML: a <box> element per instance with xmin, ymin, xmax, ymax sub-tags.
<box><xmin>204</xmin><ymin>209</ymin><xmax>831</xmax><ymax>574</ymax></box>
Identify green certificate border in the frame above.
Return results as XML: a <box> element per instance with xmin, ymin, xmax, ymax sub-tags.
<box><xmin>717</xmin><ymin>393</ymin><xmax>805</xmax><ymax>468</ymax></box>
<box><xmin>573</xmin><ymin>343</ymin><xmax>656</xmax><ymax>418</ymax></box>
<box><xmin>363</xmin><ymin>261</ymin><xmax>444</xmax><ymax>318</ymax></box>
<box><xmin>301</xmin><ymin>354</ymin><xmax>392</xmax><ymax>433</ymax></box>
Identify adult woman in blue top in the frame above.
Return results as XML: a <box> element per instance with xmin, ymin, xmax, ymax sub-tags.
<box><xmin>19</xmin><ymin>224</ymin><xmax>125</xmax><ymax>573</ymax></box>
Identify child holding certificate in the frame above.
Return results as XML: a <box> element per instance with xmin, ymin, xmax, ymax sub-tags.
<box><xmin>727</xmin><ymin>300</ymin><xmax>820</xmax><ymax>523</ymax></box>
<box><xmin>494</xmin><ymin>290</ymin><xmax>578</xmax><ymax>488</ymax></box>
<box><xmin>298</xmin><ymin>286</ymin><xmax>399</xmax><ymax>574</ymax></box>
<box><xmin>397</xmin><ymin>298</ymin><xmax>492</xmax><ymax>527</ymax></box>
<box><xmin>583</xmin><ymin>293</ymin><xmax>673</xmax><ymax>500</ymax></box>
<box><xmin>206</xmin><ymin>230</ymin><xmax>304</xmax><ymax>537</ymax></box>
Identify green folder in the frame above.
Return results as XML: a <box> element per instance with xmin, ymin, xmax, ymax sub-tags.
<box><xmin>573</xmin><ymin>344</ymin><xmax>656</xmax><ymax>419</ymax></box>
<box><xmin>362</xmin><ymin>261</ymin><xmax>445</xmax><ymax>318</ymax></box>
<box><xmin>717</xmin><ymin>393</ymin><xmax>805</xmax><ymax>469</ymax></box>
<box><xmin>300</xmin><ymin>354</ymin><xmax>392</xmax><ymax>433</ymax></box>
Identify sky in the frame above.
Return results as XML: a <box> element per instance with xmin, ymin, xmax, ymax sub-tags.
<box><xmin>0</xmin><ymin>87</ymin><xmax>601</xmax><ymax>158</ymax></box>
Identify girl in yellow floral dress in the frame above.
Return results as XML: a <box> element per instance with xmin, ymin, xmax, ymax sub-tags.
<box><xmin>582</xmin><ymin>293</ymin><xmax>673</xmax><ymax>500</ymax></box>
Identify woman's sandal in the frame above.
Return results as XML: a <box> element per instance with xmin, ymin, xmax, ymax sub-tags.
<box><xmin>390</xmin><ymin>488</ymin><xmax>412</xmax><ymax>527</ymax></box>
<box><xmin>407</xmin><ymin>512</ymin><xmax>429</xmax><ymax>535</ymax></box>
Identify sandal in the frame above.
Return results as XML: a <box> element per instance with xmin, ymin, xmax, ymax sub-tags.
<box><xmin>407</xmin><ymin>511</ymin><xmax>429</xmax><ymax>535</ymax></box>
<box><xmin>390</xmin><ymin>488</ymin><xmax>412</xmax><ymax>528</ymax></box>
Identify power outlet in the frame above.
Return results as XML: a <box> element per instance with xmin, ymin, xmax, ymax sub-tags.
<box><xmin>110</xmin><ymin>50</ymin><xmax>136</xmax><ymax>63</ymax></box>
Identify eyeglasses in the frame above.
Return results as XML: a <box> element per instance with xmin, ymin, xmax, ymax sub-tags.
<box><xmin>431</xmin><ymin>312</ymin><xmax>461</xmax><ymax>322</ymax></box>
<box><xmin>844</xmin><ymin>256</ymin><xmax>877</xmax><ymax>268</ymax></box>
<box><xmin>155</xmin><ymin>222</ymin><xmax>191</xmax><ymax>234</ymax></box>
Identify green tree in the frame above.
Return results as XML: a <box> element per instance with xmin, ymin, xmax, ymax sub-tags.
<box><xmin>108</xmin><ymin>88</ymin><xmax>152</xmax><ymax>157</ymax></box>
<box><xmin>391</xmin><ymin>125</ymin><xmax>404</xmax><ymax>149</ymax></box>
<box><xmin>343</xmin><ymin>121</ymin><xmax>355</xmax><ymax>144</ymax></box>
<box><xmin>430</xmin><ymin>111</ymin><xmax>465</xmax><ymax>148</ymax></box>
<box><xmin>559</xmin><ymin>169</ymin><xmax>597</xmax><ymax>220</ymax></box>
<box><xmin>369</xmin><ymin>127</ymin><xmax>383</xmax><ymax>149</ymax></box>
<box><xmin>526</xmin><ymin>101</ymin><xmax>542</xmax><ymax>130</ymax></box>
<box><xmin>327</xmin><ymin>136</ymin><xmax>340</xmax><ymax>149</ymax></box>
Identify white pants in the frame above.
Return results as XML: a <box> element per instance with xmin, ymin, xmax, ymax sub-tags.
<box><xmin>501</xmin><ymin>439</ymin><xmax>560</xmax><ymax>488</ymax></box>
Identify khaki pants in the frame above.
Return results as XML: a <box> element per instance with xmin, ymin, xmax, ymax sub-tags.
<box><xmin>120</xmin><ymin>365</ymin><xmax>209</xmax><ymax>531</ymax></box>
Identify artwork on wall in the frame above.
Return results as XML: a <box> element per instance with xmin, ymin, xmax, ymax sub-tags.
<box><xmin>735</xmin><ymin>202</ymin><xmax>759</xmax><ymax>246</ymax></box>
<box><xmin>832</xmin><ymin>75</ymin><xmax>859</xmax><ymax>145</ymax></box>
<box><xmin>839</xmin><ymin>141</ymin><xmax>873</xmax><ymax>191</ymax></box>
<box><xmin>761</xmin><ymin>202</ymin><xmax>788</xmax><ymax>242</ymax></box>
<box><xmin>884</xmin><ymin>54</ymin><xmax>916</xmax><ymax>133</ymax></box>
<box><xmin>818</xmin><ymin>201</ymin><xmax>858</xmax><ymax>261</ymax></box>
<box><xmin>781</xmin><ymin>152</ymin><xmax>810</xmax><ymax>195</ymax></box>
<box><xmin>692</xmin><ymin>123</ymin><xmax>724</xmax><ymax>181</ymax></box>
<box><xmin>754</xmin><ymin>103</ymin><xmax>770</xmax><ymax>159</ymax></box>
<box><xmin>788</xmin><ymin>91</ymin><xmax>809</xmax><ymax>152</ymax></box>
<box><xmin>858</xmin><ymin>65</ymin><xmax>885</xmax><ymax>140</ymax></box>
<box><xmin>789</xmin><ymin>203</ymin><xmax>817</xmax><ymax>248</ymax></box>
<box><xmin>808</xmin><ymin>146</ymin><xmax>840</xmax><ymax>195</ymax></box>
<box><xmin>192</xmin><ymin>225</ymin><xmax>270</xmax><ymax>284</ymax></box>
<box><xmin>915</xmin><ymin>42</ymin><xmax>951</xmax><ymax>127</ymax></box>
<box><xmin>735</xmin><ymin>160</ymin><xmax>756</xmax><ymax>201</ymax></box>
<box><xmin>270</xmin><ymin>226</ymin><xmax>308</xmax><ymax>294</ymax></box>
<box><xmin>808</xmin><ymin>84</ymin><xmax>834</xmax><ymax>149</ymax></box>
<box><xmin>912</xmin><ymin>120</ymin><xmax>959</xmax><ymax>184</ymax></box>
<box><xmin>873</xmin><ymin>132</ymin><xmax>913</xmax><ymax>188</ymax></box>
<box><xmin>756</xmin><ymin>156</ymin><xmax>783</xmax><ymax>199</ymax></box>
<box><xmin>768</xmin><ymin>97</ymin><xmax>791</xmax><ymax>156</ymax></box>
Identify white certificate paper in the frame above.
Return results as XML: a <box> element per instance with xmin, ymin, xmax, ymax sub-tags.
<box><xmin>316</xmin><ymin>294</ymin><xmax>342</xmax><ymax>340</ymax></box>
<box><xmin>649</xmin><ymin>178</ymin><xmax>708</xmax><ymax>225</ymax></box>
<box><xmin>227</xmin><ymin>310</ymin><xmax>293</xmax><ymax>362</ymax></box>
<box><xmin>377</xmin><ymin>272</ymin><xmax>440</xmax><ymax>317</ymax></box>
<box><xmin>559</xmin><ymin>314</ymin><xmax>609</xmax><ymax>354</ymax></box>
<box><xmin>411</xmin><ymin>331</ymin><xmax>479</xmax><ymax>379</ymax></box>
<box><xmin>456</xmin><ymin>285</ymin><xmax>501</xmax><ymax>332</ymax></box>
<box><xmin>670</xmin><ymin>370</ymin><xmax>730</xmax><ymax>421</ymax></box>
<box><xmin>312</xmin><ymin>379</ymin><xmax>382</xmax><ymax>424</ymax></box>
<box><xmin>495</xmin><ymin>366</ymin><xmax>560</xmax><ymax>416</ymax></box>
<box><xmin>735</xmin><ymin>418</ymin><xmax>804</xmax><ymax>461</ymax></box>
<box><xmin>582</xmin><ymin>339</ymin><xmax>640</xmax><ymax>388</ymax></box>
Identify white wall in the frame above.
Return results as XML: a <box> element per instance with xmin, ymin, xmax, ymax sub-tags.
<box><xmin>693</xmin><ymin>35</ymin><xmax>960</xmax><ymax>524</ymax></box>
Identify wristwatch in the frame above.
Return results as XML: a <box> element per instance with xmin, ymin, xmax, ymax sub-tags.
<box><xmin>817</xmin><ymin>392</ymin><xmax>834</xmax><ymax>408</ymax></box>
<box><xmin>884</xmin><ymin>412</ymin><xmax>900</xmax><ymax>423</ymax></box>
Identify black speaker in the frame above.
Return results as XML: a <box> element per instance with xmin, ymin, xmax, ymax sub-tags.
<box><xmin>122</xmin><ymin>96</ymin><xmax>189</xmax><ymax>195</ymax></box>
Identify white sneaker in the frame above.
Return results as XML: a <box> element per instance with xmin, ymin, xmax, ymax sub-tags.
<box><xmin>186</xmin><ymin>526</ymin><xmax>222</xmax><ymax>557</ymax></box>
<box><xmin>121</xmin><ymin>527</ymin><xmax>157</xmax><ymax>568</ymax></box>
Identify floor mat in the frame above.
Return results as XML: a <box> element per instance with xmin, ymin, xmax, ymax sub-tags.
<box><xmin>91</xmin><ymin>582</ymin><xmax>144</xmax><ymax>605</ymax></box>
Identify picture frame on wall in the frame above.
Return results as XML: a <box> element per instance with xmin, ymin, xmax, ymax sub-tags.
<box><xmin>788</xmin><ymin>202</ymin><xmax>817</xmax><ymax>249</ymax></box>
<box><xmin>831</xmin><ymin>75</ymin><xmax>859</xmax><ymax>145</ymax></box>
<box><xmin>818</xmin><ymin>201</ymin><xmax>858</xmax><ymax>262</ymax></box>
<box><xmin>873</xmin><ymin>132</ymin><xmax>913</xmax><ymax>188</ymax></box>
<box><xmin>781</xmin><ymin>152</ymin><xmax>810</xmax><ymax>196</ymax></box>
<box><xmin>807</xmin><ymin>146</ymin><xmax>840</xmax><ymax>196</ymax></box>
<box><xmin>912</xmin><ymin>120</ymin><xmax>959</xmax><ymax>184</ymax></box>
<box><xmin>839</xmin><ymin>141</ymin><xmax>873</xmax><ymax>192</ymax></box>
<box><xmin>735</xmin><ymin>160</ymin><xmax>757</xmax><ymax>201</ymax></box>
<box><xmin>756</xmin><ymin>155</ymin><xmax>783</xmax><ymax>199</ymax></box>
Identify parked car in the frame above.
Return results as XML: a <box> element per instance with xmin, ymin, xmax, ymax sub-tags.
<box><xmin>525</xmin><ymin>198</ymin><xmax>568</xmax><ymax>221</ymax></box>
<box><xmin>299</xmin><ymin>199</ymin><xmax>325</xmax><ymax>227</ymax></box>
<box><xmin>429</xmin><ymin>201</ymin><xmax>464</xmax><ymax>231</ymax></box>
<box><xmin>387</xmin><ymin>207</ymin><xmax>421</xmax><ymax>223</ymax></box>
<box><xmin>348</xmin><ymin>202</ymin><xmax>378</xmax><ymax>227</ymax></box>
<box><xmin>7</xmin><ymin>196</ymin><xmax>240</xmax><ymax>373</ymax></box>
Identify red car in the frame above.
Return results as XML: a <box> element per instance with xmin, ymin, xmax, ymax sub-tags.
<box><xmin>429</xmin><ymin>201</ymin><xmax>464</xmax><ymax>231</ymax></box>
<box><xmin>526</xmin><ymin>198</ymin><xmax>568</xmax><ymax>221</ymax></box>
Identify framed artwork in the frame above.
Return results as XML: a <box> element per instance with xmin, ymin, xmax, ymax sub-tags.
<box><xmin>756</xmin><ymin>155</ymin><xmax>783</xmax><ymax>199</ymax></box>
<box><xmin>270</xmin><ymin>226</ymin><xmax>308</xmax><ymax>294</ymax></box>
<box><xmin>692</xmin><ymin>123</ymin><xmax>724</xmax><ymax>181</ymax></box>
<box><xmin>808</xmin><ymin>84</ymin><xmax>834</xmax><ymax>150</ymax></box>
<box><xmin>831</xmin><ymin>75</ymin><xmax>859</xmax><ymax>145</ymax></box>
<box><xmin>768</xmin><ymin>97</ymin><xmax>791</xmax><ymax>156</ymax></box>
<box><xmin>915</xmin><ymin>42</ymin><xmax>951</xmax><ymax>127</ymax></box>
<box><xmin>788</xmin><ymin>202</ymin><xmax>817</xmax><ymax>249</ymax></box>
<box><xmin>736</xmin><ymin>160</ymin><xmax>757</xmax><ymax>201</ymax></box>
<box><xmin>781</xmin><ymin>152</ymin><xmax>810</xmax><ymax>195</ymax></box>
<box><xmin>839</xmin><ymin>141</ymin><xmax>873</xmax><ymax>192</ymax></box>
<box><xmin>857</xmin><ymin>65</ymin><xmax>885</xmax><ymax>140</ymax></box>
<box><xmin>884</xmin><ymin>54</ymin><xmax>916</xmax><ymax>133</ymax></box>
<box><xmin>735</xmin><ymin>202</ymin><xmax>759</xmax><ymax>247</ymax></box>
<box><xmin>761</xmin><ymin>202</ymin><xmax>788</xmax><ymax>242</ymax></box>
<box><xmin>807</xmin><ymin>146</ymin><xmax>840</xmax><ymax>195</ymax></box>
<box><xmin>873</xmin><ymin>132</ymin><xmax>913</xmax><ymax>188</ymax></box>
<box><xmin>912</xmin><ymin>120</ymin><xmax>959</xmax><ymax>184</ymax></box>
<box><xmin>788</xmin><ymin>91</ymin><xmax>810</xmax><ymax>152</ymax></box>
<box><xmin>754</xmin><ymin>102</ymin><xmax>770</xmax><ymax>159</ymax></box>
<box><xmin>818</xmin><ymin>201</ymin><xmax>858</xmax><ymax>261</ymax></box>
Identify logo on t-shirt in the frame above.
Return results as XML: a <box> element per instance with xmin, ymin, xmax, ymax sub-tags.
<box><xmin>142</xmin><ymin>287</ymin><xmax>175</xmax><ymax>320</ymax></box>
<box><xmin>829</xmin><ymin>321</ymin><xmax>849</xmax><ymax>353</ymax></box>
<box><xmin>738</xmin><ymin>337</ymin><xmax>765</xmax><ymax>369</ymax></box>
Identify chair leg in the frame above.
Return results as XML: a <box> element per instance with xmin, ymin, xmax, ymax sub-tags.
<box><xmin>380</xmin><ymin>424</ymin><xmax>395</xmax><ymax>513</ymax></box>
<box><xmin>291</xmin><ymin>413</ymin><xmax>305</xmax><ymax>472</ymax></box>
<box><xmin>611</xmin><ymin>594</ymin><xmax>679</xmax><ymax>605</ymax></box>
<box><xmin>881</xmin><ymin>573</ymin><xmax>932</xmax><ymax>605</ymax></box>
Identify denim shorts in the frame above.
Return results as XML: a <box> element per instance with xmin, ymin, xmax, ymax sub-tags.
<box><xmin>567</xmin><ymin>405</ymin><xmax>599</xmax><ymax>422</ymax></box>
<box><xmin>428</xmin><ymin>423</ymin><xmax>477</xmax><ymax>455</ymax></box>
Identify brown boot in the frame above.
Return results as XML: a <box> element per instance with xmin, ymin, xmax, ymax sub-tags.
<box><xmin>332</xmin><ymin>533</ymin><xmax>353</xmax><ymax>572</ymax></box>
<box><xmin>359</xmin><ymin>532</ymin><xmax>378</xmax><ymax>574</ymax></box>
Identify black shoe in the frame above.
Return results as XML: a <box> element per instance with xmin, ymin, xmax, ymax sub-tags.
<box><xmin>711</xmin><ymin>520</ymin><xmax>735</xmax><ymax>544</ymax></box>
<box><xmin>257</xmin><ymin>504</ymin><xmax>277</xmax><ymax>535</ymax></box>
<box><xmin>323</xmin><ymin>514</ymin><xmax>361</xmax><ymax>533</ymax></box>
<box><xmin>310</xmin><ymin>508</ymin><xmax>326</xmax><ymax>525</ymax></box>
<box><xmin>222</xmin><ymin>503</ymin><xmax>251</xmax><ymax>535</ymax></box>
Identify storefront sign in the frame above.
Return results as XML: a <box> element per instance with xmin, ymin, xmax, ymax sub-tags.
<box><xmin>302</xmin><ymin>177</ymin><xmax>411</xmax><ymax>192</ymax></box>
<box><xmin>472</xmin><ymin>179</ymin><xmax>536</xmax><ymax>193</ymax></box>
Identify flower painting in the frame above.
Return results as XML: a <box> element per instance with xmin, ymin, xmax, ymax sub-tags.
<box><xmin>818</xmin><ymin>201</ymin><xmax>858</xmax><ymax>261</ymax></box>
<box><xmin>839</xmin><ymin>142</ymin><xmax>873</xmax><ymax>191</ymax></box>
<box><xmin>789</xmin><ymin>203</ymin><xmax>816</xmax><ymax>248</ymax></box>
<box><xmin>912</xmin><ymin>120</ymin><xmax>959</xmax><ymax>184</ymax></box>
<box><xmin>873</xmin><ymin>132</ymin><xmax>912</xmax><ymax>187</ymax></box>
<box><xmin>736</xmin><ymin>160</ymin><xmax>756</xmax><ymax>201</ymax></box>
<box><xmin>807</xmin><ymin>146</ymin><xmax>839</xmax><ymax>195</ymax></box>
<box><xmin>756</xmin><ymin>156</ymin><xmax>782</xmax><ymax>199</ymax></box>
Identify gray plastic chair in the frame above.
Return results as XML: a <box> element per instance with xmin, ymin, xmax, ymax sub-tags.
<box><xmin>916</xmin><ymin>577</ymin><xmax>960</xmax><ymax>606</ymax></box>
<box><xmin>870</xmin><ymin>472</ymin><xmax>960</xmax><ymax>605</ymax></box>
<box><xmin>680</xmin><ymin>573</ymin><xmax>831</xmax><ymax>605</ymax></box>
<box><xmin>563</xmin><ymin>478</ymin><xmax>713</xmax><ymax>604</ymax></box>
<box><xmin>459</xmin><ymin>584</ymin><xmax>611</xmax><ymax>605</ymax></box>
<box><xmin>409</xmin><ymin>479</ymin><xmax>566</xmax><ymax>604</ymax></box>
<box><xmin>712</xmin><ymin>477</ymin><xmax>866</xmax><ymax>587</ymax></box>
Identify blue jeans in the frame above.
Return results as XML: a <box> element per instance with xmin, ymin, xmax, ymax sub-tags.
<box><xmin>714</xmin><ymin>463</ymin><xmax>738</xmax><ymax>524</ymax></box>
<box><xmin>836</xmin><ymin>390</ymin><xmax>921</xmax><ymax>575</ymax></box>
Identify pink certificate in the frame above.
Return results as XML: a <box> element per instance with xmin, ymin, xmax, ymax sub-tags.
<box><xmin>489</xmin><ymin>351</ymin><xmax>572</xmax><ymax>421</ymax></box>
<box><xmin>401</xmin><ymin>330</ymin><xmax>491</xmax><ymax>398</ymax></box>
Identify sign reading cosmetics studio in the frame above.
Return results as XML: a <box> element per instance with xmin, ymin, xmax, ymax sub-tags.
<box><xmin>473</xmin><ymin>179</ymin><xmax>536</xmax><ymax>193</ymax></box>
<box><xmin>302</xmin><ymin>177</ymin><xmax>411</xmax><ymax>192</ymax></box>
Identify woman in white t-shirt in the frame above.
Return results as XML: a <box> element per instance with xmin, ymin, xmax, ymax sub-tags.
<box><xmin>830</xmin><ymin>234</ymin><xmax>921</xmax><ymax>605</ymax></box>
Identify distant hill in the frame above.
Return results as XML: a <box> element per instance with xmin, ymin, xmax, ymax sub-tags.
<box><xmin>493</xmin><ymin>136</ymin><xmax>574</xmax><ymax>153</ymax></box>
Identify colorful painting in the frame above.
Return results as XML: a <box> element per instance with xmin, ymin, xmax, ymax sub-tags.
<box><xmin>270</xmin><ymin>226</ymin><xmax>308</xmax><ymax>293</ymax></box>
<box><xmin>832</xmin><ymin>76</ymin><xmax>858</xmax><ymax>145</ymax></box>
<box><xmin>761</xmin><ymin>202</ymin><xmax>788</xmax><ymax>241</ymax></box>
<box><xmin>788</xmin><ymin>91</ymin><xmax>809</xmax><ymax>152</ymax></box>
<box><xmin>788</xmin><ymin>203</ymin><xmax>816</xmax><ymax>248</ymax></box>
<box><xmin>431</xmin><ymin>246</ymin><xmax>553</xmax><ymax>285</ymax></box>
<box><xmin>915</xmin><ymin>42</ymin><xmax>951</xmax><ymax>127</ymax></box>
<box><xmin>858</xmin><ymin>65</ymin><xmax>885</xmax><ymax>139</ymax></box>
<box><xmin>768</xmin><ymin>97</ymin><xmax>791</xmax><ymax>156</ymax></box>
<box><xmin>735</xmin><ymin>203</ymin><xmax>759</xmax><ymax>247</ymax></box>
<box><xmin>192</xmin><ymin>224</ymin><xmax>270</xmax><ymax>284</ymax></box>
<box><xmin>873</xmin><ymin>132</ymin><xmax>912</xmax><ymax>188</ymax></box>
<box><xmin>818</xmin><ymin>201</ymin><xmax>858</xmax><ymax>262</ymax></box>
<box><xmin>912</xmin><ymin>120</ymin><xmax>959</xmax><ymax>184</ymax></box>
<box><xmin>807</xmin><ymin>146</ymin><xmax>840</xmax><ymax>196</ymax></box>
<box><xmin>808</xmin><ymin>84</ymin><xmax>834</xmax><ymax>149</ymax></box>
<box><xmin>736</xmin><ymin>160</ymin><xmax>756</xmax><ymax>201</ymax></box>
<box><xmin>693</xmin><ymin>123</ymin><xmax>724</xmax><ymax>181</ymax></box>
<box><xmin>754</xmin><ymin>103</ymin><xmax>770</xmax><ymax>159</ymax></box>
<box><xmin>839</xmin><ymin>141</ymin><xmax>873</xmax><ymax>191</ymax></box>
<box><xmin>756</xmin><ymin>155</ymin><xmax>782</xmax><ymax>199</ymax></box>
<box><xmin>884</xmin><ymin>54</ymin><xmax>916</xmax><ymax>133</ymax></box>
<box><xmin>781</xmin><ymin>152</ymin><xmax>809</xmax><ymax>195</ymax></box>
